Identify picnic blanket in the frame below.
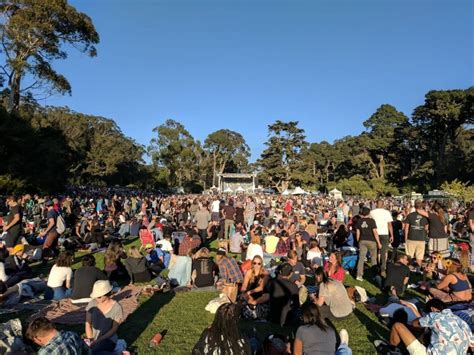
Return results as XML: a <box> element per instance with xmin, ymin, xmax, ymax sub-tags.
<box><xmin>29</xmin><ymin>285</ymin><xmax>143</xmax><ymax>325</ymax></box>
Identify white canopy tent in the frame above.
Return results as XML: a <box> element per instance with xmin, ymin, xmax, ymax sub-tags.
<box><xmin>223</xmin><ymin>187</ymin><xmax>233</xmax><ymax>193</ymax></box>
<box><xmin>292</xmin><ymin>186</ymin><xmax>308</xmax><ymax>195</ymax></box>
<box><xmin>281</xmin><ymin>189</ymin><xmax>291</xmax><ymax>196</ymax></box>
<box><xmin>235</xmin><ymin>186</ymin><xmax>245</xmax><ymax>193</ymax></box>
<box><xmin>329</xmin><ymin>188</ymin><xmax>343</xmax><ymax>200</ymax></box>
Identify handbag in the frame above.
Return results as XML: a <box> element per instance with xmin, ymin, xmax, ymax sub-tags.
<box><xmin>223</xmin><ymin>282</ymin><xmax>238</xmax><ymax>303</ymax></box>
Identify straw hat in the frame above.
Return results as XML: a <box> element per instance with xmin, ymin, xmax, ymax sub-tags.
<box><xmin>90</xmin><ymin>280</ymin><xmax>113</xmax><ymax>298</ymax></box>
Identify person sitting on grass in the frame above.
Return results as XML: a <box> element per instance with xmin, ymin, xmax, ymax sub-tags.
<box><xmin>384</xmin><ymin>253</ymin><xmax>410</xmax><ymax>300</ymax></box>
<box><xmin>86</xmin><ymin>280</ymin><xmax>123</xmax><ymax>354</ymax></box>
<box><xmin>191</xmin><ymin>247</ymin><xmax>216</xmax><ymax>288</ymax></box>
<box><xmin>312</xmin><ymin>267</ymin><xmax>354</xmax><ymax>321</ymax></box>
<box><xmin>428</xmin><ymin>258</ymin><xmax>472</xmax><ymax>303</ymax></box>
<box><xmin>215</xmin><ymin>248</ymin><xmax>243</xmax><ymax>285</ymax></box>
<box><xmin>375</xmin><ymin>298</ymin><xmax>474</xmax><ymax>354</ymax></box>
<box><xmin>70</xmin><ymin>254</ymin><xmax>107</xmax><ymax>303</ymax></box>
<box><xmin>192</xmin><ymin>303</ymin><xmax>252</xmax><ymax>355</ymax></box>
<box><xmin>103</xmin><ymin>240</ymin><xmax>127</xmax><ymax>281</ymax></box>
<box><xmin>245</xmin><ymin>233</ymin><xmax>264</xmax><ymax>261</ymax></box>
<box><xmin>324</xmin><ymin>251</ymin><xmax>345</xmax><ymax>282</ymax></box>
<box><xmin>144</xmin><ymin>243</ymin><xmax>170</xmax><ymax>275</ymax></box>
<box><xmin>45</xmin><ymin>251</ymin><xmax>74</xmax><ymax>300</ymax></box>
<box><xmin>4</xmin><ymin>244</ymin><xmax>33</xmax><ymax>286</ymax></box>
<box><xmin>124</xmin><ymin>246</ymin><xmax>152</xmax><ymax>284</ymax></box>
<box><xmin>294</xmin><ymin>303</ymin><xmax>352</xmax><ymax>355</ymax></box>
<box><xmin>241</xmin><ymin>255</ymin><xmax>269</xmax><ymax>305</ymax></box>
<box><xmin>26</xmin><ymin>317</ymin><xmax>87</xmax><ymax>355</ymax></box>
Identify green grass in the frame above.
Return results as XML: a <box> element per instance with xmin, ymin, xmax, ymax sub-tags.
<box><xmin>1</xmin><ymin>239</ymin><xmax>415</xmax><ymax>354</ymax></box>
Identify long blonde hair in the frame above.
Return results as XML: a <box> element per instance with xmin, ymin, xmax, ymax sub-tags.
<box><xmin>128</xmin><ymin>246</ymin><xmax>142</xmax><ymax>258</ymax></box>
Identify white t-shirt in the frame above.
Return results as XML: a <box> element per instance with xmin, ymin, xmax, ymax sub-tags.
<box><xmin>306</xmin><ymin>250</ymin><xmax>323</xmax><ymax>267</ymax></box>
<box><xmin>211</xmin><ymin>200</ymin><xmax>220</xmax><ymax>213</ymax></box>
<box><xmin>158</xmin><ymin>239</ymin><xmax>173</xmax><ymax>252</ymax></box>
<box><xmin>246</xmin><ymin>243</ymin><xmax>264</xmax><ymax>260</ymax></box>
<box><xmin>47</xmin><ymin>265</ymin><xmax>73</xmax><ymax>288</ymax></box>
<box><xmin>370</xmin><ymin>208</ymin><xmax>393</xmax><ymax>235</ymax></box>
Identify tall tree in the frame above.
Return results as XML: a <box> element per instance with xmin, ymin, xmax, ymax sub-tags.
<box><xmin>148</xmin><ymin>119</ymin><xmax>200</xmax><ymax>187</ymax></box>
<box><xmin>412</xmin><ymin>88</ymin><xmax>474</xmax><ymax>186</ymax></box>
<box><xmin>0</xmin><ymin>0</ymin><xmax>99</xmax><ymax>111</ymax></box>
<box><xmin>258</xmin><ymin>120</ymin><xmax>307</xmax><ymax>192</ymax></box>
<box><xmin>204</xmin><ymin>129</ymin><xmax>250</xmax><ymax>186</ymax></box>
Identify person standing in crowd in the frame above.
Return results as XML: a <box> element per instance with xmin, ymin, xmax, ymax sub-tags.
<box><xmin>355</xmin><ymin>207</ymin><xmax>381</xmax><ymax>281</ymax></box>
<box><xmin>425</xmin><ymin>203</ymin><xmax>449</xmax><ymax>257</ymax></box>
<box><xmin>211</xmin><ymin>197</ymin><xmax>221</xmax><ymax>224</ymax></box>
<box><xmin>39</xmin><ymin>200</ymin><xmax>59</xmax><ymax>258</ymax></box>
<box><xmin>222</xmin><ymin>199</ymin><xmax>236</xmax><ymax>240</ymax></box>
<box><xmin>244</xmin><ymin>196</ymin><xmax>256</xmax><ymax>227</ymax></box>
<box><xmin>370</xmin><ymin>200</ymin><xmax>393</xmax><ymax>277</ymax></box>
<box><xmin>404</xmin><ymin>200</ymin><xmax>429</xmax><ymax>267</ymax></box>
<box><xmin>195</xmin><ymin>203</ymin><xmax>211</xmax><ymax>243</ymax></box>
<box><xmin>3</xmin><ymin>196</ymin><xmax>23</xmax><ymax>249</ymax></box>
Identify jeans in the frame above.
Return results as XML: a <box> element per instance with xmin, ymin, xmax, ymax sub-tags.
<box><xmin>90</xmin><ymin>338</ymin><xmax>116</xmax><ymax>355</ymax></box>
<box><xmin>357</xmin><ymin>240</ymin><xmax>378</xmax><ymax>278</ymax></box>
<box><xmin>45</xmin><ymin>286</ymin><xmax>73</xmax><ymax>300</ymax></box>
<box><xmin>198</xmin><ymin>229</ymin><xmax>208</xmax><ymax>243</ymax></box>
<box><xmin>379</xmin><ymin>235</ymin><xmax>390</xmax><ymax>273</ymax></box>
<box><xmin>224</xmin><ymin>219</ymin><xmax>234</xmax><ymax>240</ymax></box>
<box><xmin>336</xmin><ymin>344</ymin><xmax>353</xmax><ymax>355</ymax></box>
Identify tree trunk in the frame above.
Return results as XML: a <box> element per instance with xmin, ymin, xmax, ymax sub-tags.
<box><xmin>9</xmin><ymin>71</ymin><xmax>21</xmax><ymax>113</ymax></box>
<box><xmin>212</xmin><ymin>151</ymin><xmax>217</xmax><ymax>187</ymax></box>
<box><xmin>378</xmin><ymin>154</ymin><xmax>385</xmax><ymax>179</ymax></box>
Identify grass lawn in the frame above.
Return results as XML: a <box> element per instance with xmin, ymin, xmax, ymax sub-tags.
<box><xmin>2</xmin><ymin>238</ymin><xmax>425</xmax><ymax>354</ymax></box>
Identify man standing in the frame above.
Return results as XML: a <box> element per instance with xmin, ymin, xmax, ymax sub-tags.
<box><xmin>40</xmin><ymin>200</ymin><xmax>59</xmax><ymax>257</ymax></box>
<box><xmin>222</xmin><ymin>199</ymin><xmax>235</xmax><ymax>240</ymax></box>
<box><xmin>370</xmin><ymin>200</ymin><xmax>393</xmax><ymax>277</ymax></box>
<box><xmin>404</xmin><ymin>200</ymin><xmax>429</xmax><ymax>267</ymax></box>
<box><xmin>3</xmin><ymin>196</ymin><xmax>23</xmax><ymax>249</ymax></box>
<box><xmin>195</xmin><ymin>203</ymin><xmax>211</xmax><ymax>243</ymax></box>
<box><xmin>355</xmin><ymin>207</ymin><xmax>381</xmax><ymax>281</ymax></box>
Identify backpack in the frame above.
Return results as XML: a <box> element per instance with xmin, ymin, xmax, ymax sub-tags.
<box><xmin>56</xmin><ymin>214</ymin><xmax>66</xmax><ymax>234</ymax></box>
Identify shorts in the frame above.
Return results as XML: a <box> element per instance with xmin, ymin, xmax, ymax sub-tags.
<box><xmin>428</xmin><ymin>238</ymin><xmax>449</xmax><ymax>255</ymax></box>
<box><xmin>406</xmin><ymin>240</ymin><xmax>425</xmax><ymax>261</ymax></box>
<box><xmin>211</xmin><ymin>212</ymin><xmax>220</xmax><ymax>222</ymax></box>
<box><xmin>406</xmin><ymin>339</ymin><xmax>427</xmax><ymax>355</ymax></box>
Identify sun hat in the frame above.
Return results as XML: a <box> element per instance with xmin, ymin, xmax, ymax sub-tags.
<box><xmin>12</xmin><ymin>244</ymin><xmax>24</xmax><ymax>254</ymax></box>
<box><xmin>90</xmin><ymin>280</ymin><xmax>113</xmax><ymax>298</ymax></box>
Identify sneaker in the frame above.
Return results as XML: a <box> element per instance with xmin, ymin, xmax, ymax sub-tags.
<box><xmin>339</xmin><ymin>329</ymin><xmax>349</xmax><ymax>345</ymax></box>
<box><xmin>356</xmin><ymin>276</ymin><xmax>364</xmax><ymax>281</ymax></box>
<box><xmin>407</xmin><ymin>283</ymin><xmax>419</xmax><ymax>289</ymax></box>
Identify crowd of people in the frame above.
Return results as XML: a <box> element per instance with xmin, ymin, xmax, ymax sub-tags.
<box><xmin>0</xmin><ymin>189</ymin><xmax>473</xmax><ymax>354</ymax></box>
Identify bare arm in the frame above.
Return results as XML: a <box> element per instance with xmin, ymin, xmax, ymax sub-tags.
<box><xmin>293</xmin><ymin>337</ymin><xmax>303</xmax><ymax>355</ymax></box>
<box><xmin>85</xmin><ymin>312</ymin><xmax>94</xmax><ymax>339</ymax></box>
<box><xmin>373</xmin><ymin>229</ymin><xmax>381</xmax><ymax>248</ymax></box>
<box><xmin>4</xmin><ymin>213</ymin><xmax>20</xmax><ymax>231</ymax></box>
<box><xmin>92</xmin><ymin>320</ymin><xmax>121</xmax><ymax>346</ymax></box>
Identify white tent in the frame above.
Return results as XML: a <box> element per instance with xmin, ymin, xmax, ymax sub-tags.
<box><xmin>292</xmin><ymin>186</ymin><xmax>308</xmax><ymax>195</ymax></box>
<box><xmin>223</xmin><ymin>187</ymin><xmax>233</xmax><ymax>193</ymax></box>
<box><xmin>329</xmin><ymin>188</ymin><xmax>343</xmax><ymax>199</ymax></box>
<box><xmin>235</xmin><ymin>186</ymin><xmax>245</xmax><ymax>193</ymax></box>
<box><xmin>281</xmin><ymin>189</ymin><xmax>291</xmax><ymax>196</ymax></box>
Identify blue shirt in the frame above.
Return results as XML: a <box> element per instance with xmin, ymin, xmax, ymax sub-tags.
<box><xmin>419</xmin><ymin>309</ymin><xmax>474</xmax><ymax>355</ymax></box>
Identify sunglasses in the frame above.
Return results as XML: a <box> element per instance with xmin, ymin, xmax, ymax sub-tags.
<box><xmin>253</xmin><ymin>262</ymin><xmax>262</xmax><ymax>265</ymax></box>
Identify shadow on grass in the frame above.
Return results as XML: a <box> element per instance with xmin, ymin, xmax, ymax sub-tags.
<box><xmin>118</xmin><ymin>290</ymin><xmax>175</xmax><ymax>350</ymax></box>
<box><xmin>353</xmin><ymin>307</ymin><xmax>389</xmax><ymax>344</ymax></box>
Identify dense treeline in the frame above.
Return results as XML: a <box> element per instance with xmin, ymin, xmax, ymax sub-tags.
<box><xmin>0</xmin><ymin>87</ymin><xmax>472</xmax><ymax>195</ymax></box>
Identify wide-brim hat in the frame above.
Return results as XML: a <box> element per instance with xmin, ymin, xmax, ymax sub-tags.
<box><xmin>90</xmin><ymin>280</ymin><xmax>113</xmax><ymax>298</ymax></box>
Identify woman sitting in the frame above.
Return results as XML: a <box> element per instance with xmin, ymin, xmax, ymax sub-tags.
<box><xmin>191</xmin><ymin>248</ymin><xmax>216</xmax><ymax>288</ymax></box>
<box><xmin>241</xmin><ymin>255</ymin><xmax>269</xmax><ymax>305</ymax></box>
<box><xmin>46</xmin><ymin>251</ymin><xmax>74</xmax><ymax>300</ymax></box>
<box><xmin>103</xmin><ymin>240</ymin><xmax>127</xmax><ymax>281</ymax></box>
<box><xmin>333</xmin><ymin>224</ymin><xmax>349</xmax><ymax>249</ymax></box>
<box><xmin>293</xmin><ymin>303</ymin><xmax>337</xmax><ymax>355</ymax></box>
<box><xmin>429</xmin><ymin>258</ymin><xmax>472</xmax><ymax>303</ymax></box>
<box><xmin>86</xmin><ymin>280</ymin><xmax>123</xmax><ymax>354</ymax></box>
<box><xmin>124</xmin><ymin>246</ymin><xmax>152</xmax><ymax>284</ymax></box>
<box><xmin>324</xmin><ymin>251</ymin><xmax>345</xmax><ymax>282</ymax></box>
<box><xmin>192</xmin><ymin>303</ymin><xmax>251</xmax><ymax>355</ymax></box>
<box><xmin>306</xmin><ymin>239</ymin><xmax>324</xmax><ymax>268</ymax></box>
<box><xmin>312</xmin><ymin>267</ymin><xmax>354</xmax><ymax>320</ymax></box>
<box><xmin>245</xmin><ymin>234</ymin><xmax>263</xmax><ymax>261</ymax></box>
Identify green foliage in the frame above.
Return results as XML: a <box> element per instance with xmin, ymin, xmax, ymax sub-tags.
<box><xmin>257</xmin><ymin>120</ymin><xmax>307</xmax><ymax>192</ymax></box>
<box><xmin>0</xmin><ymin>0</ymin><xmax>99</xmax><ymax>110</ymax></box>
<box><xmin>441</xmin><ymin>180</ymin><xmax>474</xmax><ymax>201</ymax></box>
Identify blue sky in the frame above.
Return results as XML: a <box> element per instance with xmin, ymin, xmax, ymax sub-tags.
<box><xmin>42</xmin><ymin>0</ymin><xmax>473</xmax><ymax>161</ymax></box>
